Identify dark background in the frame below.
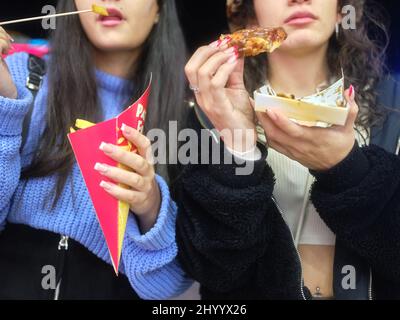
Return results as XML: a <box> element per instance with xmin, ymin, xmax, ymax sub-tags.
<box><xmin>1</xmin><ymin>0</ymin><xmax>399</xmax><ymax>72</ymax></box>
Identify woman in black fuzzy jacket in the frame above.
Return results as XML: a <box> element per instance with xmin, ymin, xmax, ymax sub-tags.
<box><xmin>175</xmin><ymin>0</ymin><xmax>400</xmax><ymax>300</ymax></box>
<box><xmin>176</xmin><ymin>107</ymin><xmax>400</xmax><ymax>300</ymax></box>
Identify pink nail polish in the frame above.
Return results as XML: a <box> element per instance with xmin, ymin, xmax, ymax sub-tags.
<box><xmin>233</xmin><ymin>45</ymin><xmax>239</xmax><ymax>56</ymax></box>
<box><xmin>218</xmin><ymin>38</ymin><xmax>230</xmax><ymax>47</ymax></box>
<box><xmin>100</xmin><ymin>181</ymin><xmax>112</xmax><ymax>190</ymax></box>
<box><xmin>121</xmin><ymin>123</ymin><xmax>131</xmax><ymax>135</ymax></box>
<box><xmin>349</xmin><ymin>85</ymin><xmax>355</xmax><ymax>99</ymax></box>
<box><xmin>99</xmin><ymin>142</ymin><xmax>114</xmax><ymax>153</ymax></box>
<box><xmin>94</xmin><ymin>163</ymin><xmax>108</xmax><ymax>173</ymax></box>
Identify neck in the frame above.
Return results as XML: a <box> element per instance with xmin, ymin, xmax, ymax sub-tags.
<box><xmin>267</xmin><ymin>45</ymin><xmax>331</xmax><ymax>98</ymax></box>
<box><xmin>94</xmin><ymin>48</ymin><xmax>141</xmax><ymax>79</ymax></box>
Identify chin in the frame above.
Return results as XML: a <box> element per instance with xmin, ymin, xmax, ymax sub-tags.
<box><xmin>281</xmin><ymin>31</ymin><xmax>326</xmax><ymax>52</ymax></box>
<box><xmin>92</xmin><ymin>44</ymin><xmax>129</xmax><ymax>54</ymax></box>
<box><xmin>92</xmin><ymin>38</ymin><xmax>136</xmax><ymax>52</ymax></box>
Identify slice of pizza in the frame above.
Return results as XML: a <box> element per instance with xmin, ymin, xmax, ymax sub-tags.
<box><xmin>220</xmin><ymin>27</ymin><xmax>287</xmax><ymax>57</ymax></box>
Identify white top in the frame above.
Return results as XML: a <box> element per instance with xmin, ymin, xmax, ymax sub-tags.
<box><xmin>267</xmin><ymin>148</ymin><xmax>336</xmax><ymax>245</ymax></box>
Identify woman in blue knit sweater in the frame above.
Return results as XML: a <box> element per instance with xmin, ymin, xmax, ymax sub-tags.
<box><xmin>0</xmin><ymin>0</ymin><xmax>192</xmax><ymax>299</ymax></box>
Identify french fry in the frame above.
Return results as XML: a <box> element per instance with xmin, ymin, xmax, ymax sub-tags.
<box><xmin>92</xmin><ymin>4</ymin><xmax>110</xmax><ymax>17</ymax></box>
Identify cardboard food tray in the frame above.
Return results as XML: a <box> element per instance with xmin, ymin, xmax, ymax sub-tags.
<box><xmin>254</xmin><ymin>77</ymin><xmax>349</xmax><ymax>126</ymax></box>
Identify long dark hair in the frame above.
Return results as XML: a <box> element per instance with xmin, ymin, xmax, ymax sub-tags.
<box><xmin>22</xmin><ymin>0</ymin><xmax>188</xmax><ymax>205</ymax></box>
<box><xmin>230</xmin><ymin>0</ymin><xmax>389</xmax><ymax>132</ymax></box>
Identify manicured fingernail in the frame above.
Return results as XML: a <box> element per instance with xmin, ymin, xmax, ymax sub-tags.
<box><xmin>209</xmin><ymin>40</ymin><xmax>219</xmax><ymax>48</ymax></box>
<box><xmin>349</xmin><ymin>85</ymin><xmax>355</xmax><ymax>100</ymax></box>
<box><xmin>99</xmin><ymin>142</ymin><xmax>114</xmax><ymax>153</ymax></box>
<box><xmin>100</xmin><ymin>181</ymin><xmax>113</xmax><ymax>190</ymax></box>
<box><xmin>218</xmin><ymin>38</ymin><xmax>230</xmax><ymax>47</ymax></box>
<box><xmin>94</xmin><ymin>163</ymin><xmax>108</xmax><ymax>174</ymax></box>
<box><xmin>121</xmin><ymin>123</ymin><xmax>132</xmax><ymax>135</ymax></box>
<box><xmin>227</xmin><ymin>52</ymin><xmax>238</xmax><ymax>64</ymax></box>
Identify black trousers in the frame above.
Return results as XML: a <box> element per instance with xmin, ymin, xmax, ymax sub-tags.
<box><xmin>0</xmin><ymin>223</ymin><xmax>140</xmax><ymax>300</ymax></box>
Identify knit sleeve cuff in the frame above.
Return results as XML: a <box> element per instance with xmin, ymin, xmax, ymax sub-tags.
<box><xmin>310</xmin><ymin>142</ymin><xmax>370</xmax><ymax>192</ymax></box>
<box><xmin>125</xmin><ymin>175</ymin><xmax>177</xmax><ymax>251</ymax></box>
<box><xmin>207</xmin><ymin>141</ymin><xmax>268</xmax><ymax>188</ymax></box>
<box><xmin>0</xmin><ymin>81</ymin><xmax>33</xmax><ymax>135</ymax></box>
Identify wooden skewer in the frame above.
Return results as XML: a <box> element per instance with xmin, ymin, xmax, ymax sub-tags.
<box><xmin>0</xmin><ymin>5</ymin><xmax>109</xmax><ymax>26</ymax></box>
<box><xmin>0</xmin><ymin>10</ymin><xmax>93</xmax><ymax>26</ymax></box>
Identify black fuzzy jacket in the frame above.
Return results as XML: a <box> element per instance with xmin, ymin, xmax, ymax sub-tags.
<box><xmin>175</xmin><ymin>76</ymin><xmax>400</xmax><ymax>300</ymax></box>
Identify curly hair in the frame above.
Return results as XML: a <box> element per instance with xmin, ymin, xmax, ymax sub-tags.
<box><xmin>228</xmin><ymin>0</ymin><xmax>390</xmax><ymax>133</ymax></box>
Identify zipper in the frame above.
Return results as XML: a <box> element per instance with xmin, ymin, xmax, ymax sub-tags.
<box><xmin>54</xmin><ymin>280</ymin><xmax>61</xmax><ymax>301</ymax></box>
<box><xmin>395</xmin><ymin>137</ymin><xmax>400</xmax><ymax>156</ymax></box>
<box><xmin>272</xmin><ymin>196</ymin><xmax>307</xmax><ymax>300</ymax></box>
<box><xmin>54</xmin><ymin>235</ymin><xmax>69</xmax><ymax>300</ymax></box>
<box><xmin>368</xmin><ymin>268</ymin><xmax>374</xmax><ymax>300</ymax></box>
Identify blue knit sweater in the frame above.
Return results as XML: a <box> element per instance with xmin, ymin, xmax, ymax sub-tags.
<box><xmin>0</xmin><ymin>52</ymin><xmax>192</xmax><ymax>300</ymax></box>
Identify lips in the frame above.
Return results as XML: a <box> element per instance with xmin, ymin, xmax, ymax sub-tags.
<box><xmin>284</xmin><ymin>11</ymin><xmax>317</xmax><ymax>25</ymax></box>
<box><xmin>98</xmin><ymin>7</ymin><xmax>125</xmax><ymax>27</ymax></box>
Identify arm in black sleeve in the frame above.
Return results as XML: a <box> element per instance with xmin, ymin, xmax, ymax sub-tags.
<box><xmin>174</xmin><ymin>123</ymin><xmax>278</xmax><ymax>296</ymax></box>
<box><xmin>310</xmin><ymin>143</ymin><xmax>400</xmax><ymax>282</ymax></box>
